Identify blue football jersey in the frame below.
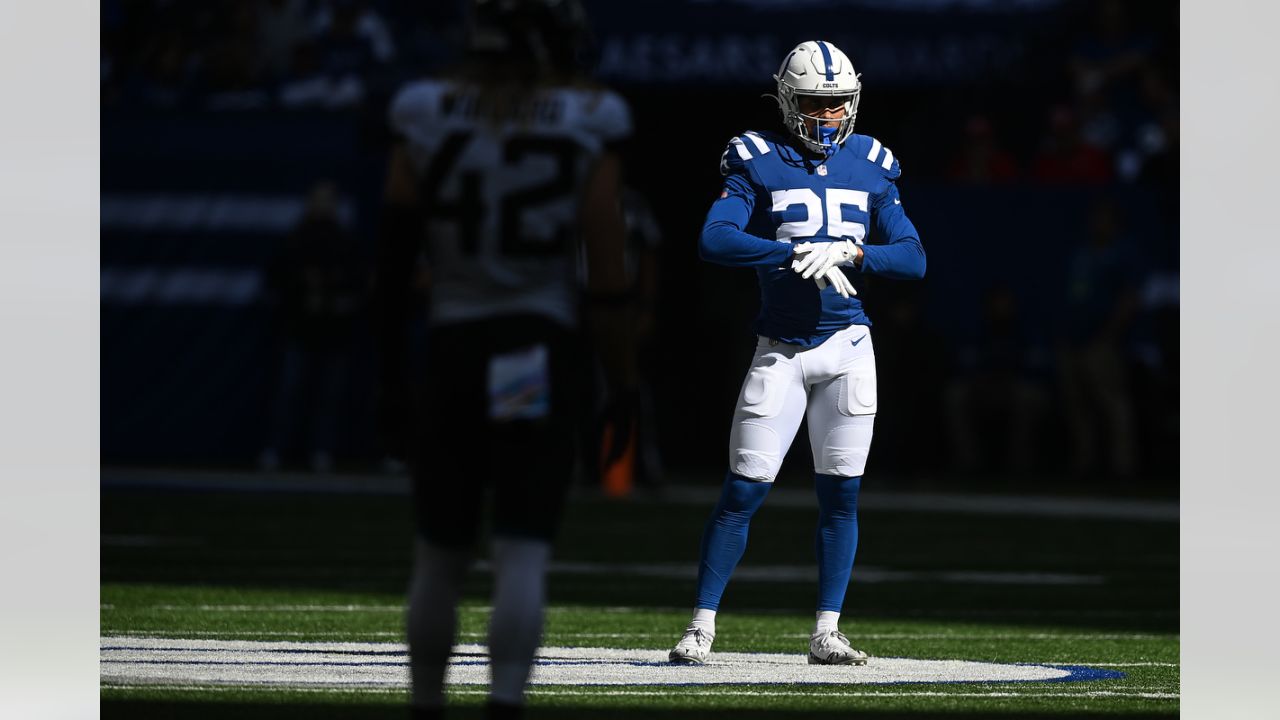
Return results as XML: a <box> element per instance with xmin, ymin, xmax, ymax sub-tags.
<box><xmin>700</xmin><ymin>130</ymin><xmax>926</xmax><ymax>348</ymax></box>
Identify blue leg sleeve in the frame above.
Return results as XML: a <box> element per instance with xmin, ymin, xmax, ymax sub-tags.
<box><xmin>814</xmin><ymin>473</ymin><xmax>861</xmax><ymax>613</ymax></box>
<box><xmin>694</xmin><ymin>471</ymin><xmax>772</xmax><ymax>610</ymax></box>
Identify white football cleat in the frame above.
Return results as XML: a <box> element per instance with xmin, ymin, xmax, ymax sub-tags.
<box><xmin>668</xmin><ymin>625</ymin><xmax>715</xmax><ymax>664</ymax></box>
<box><xmin>808</xmin><ymin>630</ymin><xmax>868</xmax><ymax>665</ymax></box>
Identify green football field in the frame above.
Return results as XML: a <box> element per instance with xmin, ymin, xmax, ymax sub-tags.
<box><xmin>100</xmin><ymin>470</ymin><xmax>1178</xmax><ymax>718</ymax></box>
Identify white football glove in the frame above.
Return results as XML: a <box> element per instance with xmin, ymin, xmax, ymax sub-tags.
<box><xmin>792</xmin><ymin>239</ymin><xmax>859</xmax><ymax>280</ymax></box>
<box><xmin>819</xmin><ymin>267</ymin><xmax>856</xmax><ymax>298</ymax></box>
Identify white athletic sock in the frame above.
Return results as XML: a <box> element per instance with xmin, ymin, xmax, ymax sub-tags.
<box><xmin>691</xmin><ymin>607</ymin><xmax>717</xmax><ymax>635</ymax></box>
<box><xmin>488</xmin><ymin>537</ymin><xmax>552</xmax><ymax>706</ymax></box>
<box><xmin>407</xmin><ymin>538</ymin><xmax>470</xmax><ymax>709</ymax></box>
<box><xmin>815</xmin><ymin>610</ymin><xmax>840</xmax><ymax>636</ymax></box>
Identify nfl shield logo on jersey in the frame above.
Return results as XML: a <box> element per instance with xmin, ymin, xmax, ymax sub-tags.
<box><xmin>817</xmin><ymin>165</ymin><xmax>828</xmax><ymax>176</ymax></box>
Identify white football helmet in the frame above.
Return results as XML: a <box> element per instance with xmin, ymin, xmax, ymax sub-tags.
<box><xmin>772</xmin><ymin>41</ymin><xmax>862</xmax><ymax>156</ymax></box>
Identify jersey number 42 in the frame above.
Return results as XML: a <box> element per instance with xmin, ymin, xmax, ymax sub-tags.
<box><xmin>421</xmin><ymin>131</ymin><xmax>580</xmax><ymax>257</ymax></box>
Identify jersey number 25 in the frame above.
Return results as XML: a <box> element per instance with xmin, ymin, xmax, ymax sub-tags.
<box><xmin>771</xmin><ymin>188</ymin><xmax>867</xmax><ymax>244</ymax></box>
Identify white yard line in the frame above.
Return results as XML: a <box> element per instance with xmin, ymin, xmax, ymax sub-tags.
<box><xmin>107</xmin><ymin>625</ymin><xmax>1177</xmax><ymax>640</ymax></box>
<box><xmin>102</xmin><ymin>604</ymin><xmax>405</xmax><ymax>612</ymax></box>
<box><xmin>100</xmin><ymin>684</ymin><xmax>1177</xmax><ymax>700</ymax></box>
<box><xmin>103</xmin><ymin>685</ymin><xmax>406</xmax><ymax>693</ymax></box>
<box><xmin>111</xmin><ymin>630</ymin><xmax>406</xmax><ymax>637</ymax></box>
<box><xmin>101</xmin><ymin>616</ymin><xmax>1174</xmax><ymax>642</ymax></box>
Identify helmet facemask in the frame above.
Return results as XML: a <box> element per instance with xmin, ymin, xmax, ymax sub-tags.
<box><xmin>780</xmin><ymin>87</ymin><xmax>860</xmax><ymax>157</ymax></box>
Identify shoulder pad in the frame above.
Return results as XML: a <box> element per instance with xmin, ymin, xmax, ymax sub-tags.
<box><xmin>388</xmin><ymin>80</ymin><xmax>443</xmax><ymax>136</ymax></box>
<box><xmin>859</xmin><ymin>135</ymin><xmax>902</xmax><ymax>181</ymax></box>
<box><xmin>719</xmin><ymin>131</ymin><xmax>772</xmax><ymax>176</ymax></box>
<box><xmin>577</xmin><ymin>88</ymin><xmax>633</xmax><ymax>145</ymax></box>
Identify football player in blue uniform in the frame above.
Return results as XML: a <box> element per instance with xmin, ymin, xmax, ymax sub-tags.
<box><xmin>669</xmin><ymin>40</ymin><xmax>926</xmax><ymax>666</ymax></box>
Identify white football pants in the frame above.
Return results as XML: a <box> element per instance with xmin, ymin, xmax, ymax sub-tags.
<box><xmin>729</xmin><ymin>324</ymin><xmax>877</xmax><ymax>481</ymax></box>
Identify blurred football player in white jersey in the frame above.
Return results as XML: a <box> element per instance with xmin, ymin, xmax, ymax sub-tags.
<box><xmin>376</xmin><ymin>1</ymin><xmax>635</xmax><ymax>717</ymax></box>
<box><xmin>668</xmin><ymin>41</ymin><xmax>926</xmax><ymax>666</ymax></box>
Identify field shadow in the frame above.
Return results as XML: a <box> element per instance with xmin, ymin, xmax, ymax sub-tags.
<box><xmin>101</xmin><ymin>486</ymin><xmax>1178</xmax><ymax>633</ymax></box>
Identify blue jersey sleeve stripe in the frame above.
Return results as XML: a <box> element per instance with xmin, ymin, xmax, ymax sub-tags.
<box><xmin>818</xmin><ymin>42</ymin><xmax>835</xmax><ymax>81</ymax></box>
<box><xmin>881</xmin><ymin>148</ymin><xmax>894</xmax><ymax>170</ymax></box>
<box><xmin>866</xmin><ymin>138</ymin><xmax>882</xmax><ymax>162</ymax></box>
<box><xmin>729</xmin><ymin>136</ymin><xmax>752</xmax><ymax>160</ymax></box>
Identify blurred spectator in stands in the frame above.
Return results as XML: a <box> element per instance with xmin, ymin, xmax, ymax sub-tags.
<box><xmin>312</xmin><ymin>0</ymin><xmax>397</xmax><ymax>66</ymax></box>
<box><xmin>278</xmin><ymin>39</ymin><xmax>365</xmax><ymax>108</ymax></box>
<box><xmin>203</xmin><ymin>0</ymin><xmax>272</xmax><ymax>109</ymax></box>
<box><xmin>106</xmin><ymin>2</ymin><xmax>218</xmax><ymax>108</ymax></box>
<box><xmin>1069</xmin><ymin>0</ymin><xmax>1154</xmax><ymax>110</ymax></box>
<box><xmin>867</xmin><ymin>287</ymin><xmax>948</xmax><ymax>483</ymax></box>
<box><xmin>1056</xmin><ymin>199</ymin><xmax>1142</xmax><ymax>481</ymax></box>
<box><xmin>102</xmin><ymin>0</ymin><xmax>126</xmax><ymax>105</ymax></box>
<box><xmin>278</xmin><ymin>0</ymin><xmax>395</xmax><ymax>108</ymax></box>
<box><xmin>1031</xmin><ymin>104</ymin><xmax>1112</xmax><ymax>184</ymax></box>
<box><xmin>121</xmin><ymin>27</ymin><xmax>200</xmax><ymax>108</ymax></box>
<box><xmin>592</xmin><ymin>187</ymin><xmax>666</xmax><ymax>494</ymax></box>
<box><xmin>1065</xmin><ymin>0</ymin><xmax>1169</xmax><ymax>185</ymax></box>
<box><xmin>944</xmin><ymin>286</ymin><xmax>1050</xmax><ymax>481</ymax></box>
<box><xmin>255</xmin><ymin>0</ymin><xmax>314</xmax><ymax>81</ymax></box>
<box><xmin>1138</xmin><ymin>105</ymin><xmax>1177</xmax><ymax>201</ymax></box>
<box><xmin>626</xmin><ymin>187</ymin><xmax>666</xmax><ymax>487</ymax></box>
<box><xmin>1130</xmin><ymin>272</ymin><xmax>1179</xmax><ymax>480</ymax></box>
<box><xmin>1075</xmin><ymin>86</ymin><xmax>1121</xmax><ymax>155</ymax></box>
<box><xmin>260</xmin><ymin>181</ymin><xmax>368</xmax><ymax>473</ymax></box>
<box><xmin>947</xmin><ymin>114</ymin><xmax>1019</xmax><ymax>185</ymax></box>
<box><xmin>1116</xmin><ymin>67</ymin><xmax>1177</xmax><ymax>183</ymax></box>
<box><xmin>315</xmin><ymin>0</ymin><xmax>395</xmax><ymax>94</ymax></box>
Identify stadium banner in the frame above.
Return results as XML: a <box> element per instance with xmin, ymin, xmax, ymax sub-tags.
<box><xmin>585</xmin><ymin>0</ymin><xmax>1065</xmax><ymax>87</ymax></box>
